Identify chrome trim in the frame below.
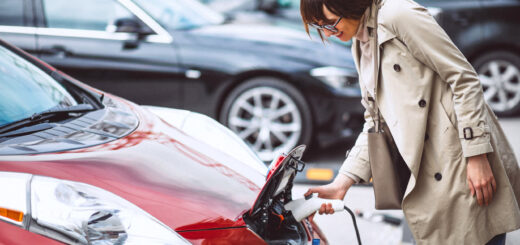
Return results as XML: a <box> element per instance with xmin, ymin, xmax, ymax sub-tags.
<box><xmin>0</xmin><ymin>0</ymin><xmax>172</xmax><ymax>44</ymax></box>
<box><xmin>185</xmin><ymin>69</ymin><xmax>202</xmax><ymax>79</ymax></box>
<box><xmin>0</xmin><ymin>26</ymin><xmax>37</xmax><ymax>35</ymax></box>
<box><xmin>36</xmin><ymin>27</ymin><xmax>136</xmax><ymax>41</ymax></box>
<box><xmin>0</xmin><ymin>26</ymin><xmax>170</xmax><ymax>44</ymax></box>
<box><xmin>24</xmin><ymin>175</ymin><xmax>33</xmax><ymax>230</ymax></box>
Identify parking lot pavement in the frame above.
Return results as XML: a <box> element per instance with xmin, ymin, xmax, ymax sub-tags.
<box><xmin>294</xmin><ymin>117</ymin><xmax>520</xmax><ymax>244</ymax></box>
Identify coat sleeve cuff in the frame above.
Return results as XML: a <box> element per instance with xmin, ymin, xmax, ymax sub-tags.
<box><xmin>458</xmin><ymin>123</ymin><xmax>490</xmax><ymax>139</ymax></box>
<box><xmin>458</xmin><ymin>121</ymin><xmax>494</xmax><ymax>157</ymax></box>
<box><xmin>461</xmin><ymin>140</ymin><xmax>494</xmax><ymax>158</ymax></box>
<box><xmin>342</xmin><ymin>172</ymin><xmax>361</xmax><ymax>184</ymax></box>
<box><xmin>339</xmin><ymin>147</ymin><xmax>371</xmax><ymax>182</ymax></box>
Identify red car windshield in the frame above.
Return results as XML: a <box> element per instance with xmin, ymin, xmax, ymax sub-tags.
<box><xmin>0</xmin><ymin>46</ymin><xmax>78</xmax><ymax>127</ymax></box>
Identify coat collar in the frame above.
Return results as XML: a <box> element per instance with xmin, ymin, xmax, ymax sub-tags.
<box><xmin>351</xmin><ymin>0</ymin><xmax>396</xmax><ymax>94</ymax></box>
<box><xmin>363</xmin><ymin>0</ymin><xmax>395</xmax><ymax>45</ymax></box>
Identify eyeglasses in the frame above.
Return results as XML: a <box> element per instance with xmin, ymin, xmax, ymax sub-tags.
<box><xmin>309</xmin><ymin>17</ymin><xmax>342</xmax><ymax>33</ymax></box>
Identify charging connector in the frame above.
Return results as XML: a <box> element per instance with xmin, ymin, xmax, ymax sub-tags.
<box><xmin>284</xmin><ymin>194</ymin><xmax>362</xmax><ymax>245</ymax></box>
<box><xmin>284</xmin><ymin>194</ymin><xmax>344</xmax><ymax>222</ymax></box>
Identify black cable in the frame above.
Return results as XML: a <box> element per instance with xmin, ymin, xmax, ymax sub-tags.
<box><xmin>344</xmin><ymin>206</ymin><xmax>362</xmax><ymax>245</ymax></box>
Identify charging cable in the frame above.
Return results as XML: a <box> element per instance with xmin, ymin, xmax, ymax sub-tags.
<box><xmin>344</xmin><ymin>205</ymin><xmax>361</xmax><ymax>245</ymax></box>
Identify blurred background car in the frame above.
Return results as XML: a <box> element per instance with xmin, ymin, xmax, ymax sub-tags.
<box><xmin>0</xmin><ymin>39</ymin><xmax>327</xmax><ymax>244</ymax></box>
<box><xmin>201</xmin><ymin>0</ymin><xmax>520</xmax><ymax>116</ymax></box>
<box><xmin>0</xmin><ymin>0</ymin><xmax>364</xmax><ymax>162</ymax></box>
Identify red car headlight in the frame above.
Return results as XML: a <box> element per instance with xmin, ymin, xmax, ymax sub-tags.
<box><xmin>0</xmin><ymin>172</ymin><xmax>190</xmax><ymax>244</ymax></box>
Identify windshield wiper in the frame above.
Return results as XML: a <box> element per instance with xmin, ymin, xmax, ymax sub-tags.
<box><xmin>0</xmin><ymin>104</ymin><xmax>95</xmax><ymax>135</ymax></box>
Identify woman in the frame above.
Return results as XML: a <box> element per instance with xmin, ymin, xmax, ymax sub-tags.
<box><xmin>300</xmin><ymin>0</ymin><xmax>520</xmax><ymax>244</ymax></box>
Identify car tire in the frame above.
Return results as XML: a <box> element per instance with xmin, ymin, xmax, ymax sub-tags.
<box><xmin>473</xmin><ymin>51</ymin><xmax>520</xmax><ymax>117</ymax></box>
<box><xmin>220</xmin><ymin>77</ymin><xmax>313</xmax><ymax>162</ymax></box>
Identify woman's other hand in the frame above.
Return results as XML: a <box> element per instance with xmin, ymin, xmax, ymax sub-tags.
<box><xmin>304</xmin><ymin>174</ymin><xmax>355</xmax><ymax>216</ymax></box>
<box><xmin>467</xmin><ymin>154</ymin><xmax>497</xmax><ymax>206</ymax></box>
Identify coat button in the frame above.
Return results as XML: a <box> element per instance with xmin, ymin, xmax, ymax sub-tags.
<box><xmin>393</xmin><ymin>64</ymin><xmax>401</xmax><ymax>72</ymax></box>
<box><xmin>419</xmin><ymin>99</ymin><xmax>427</xmax><ymax>107</ymax></box>
<box><xmin>434</xmin><ymin>173</ymin><xmax>442</xmax><ymax>181</ymax></box>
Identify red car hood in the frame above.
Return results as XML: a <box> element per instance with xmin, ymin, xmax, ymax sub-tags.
<box><xmin>0</xmin><ymin>98</ymin><xmax>266</xmax><ymax>231</ymax></box>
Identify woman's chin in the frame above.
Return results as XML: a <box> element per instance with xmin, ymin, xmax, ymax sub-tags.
<box><xmin>334</xmin><ymin>32</ymin><xmax>352</xmax><ymax>42</ymax></box>
<box><xmin>339</xmin><ymin>35</ymin><xmax>351</xmax><ymax>42</ymax></box>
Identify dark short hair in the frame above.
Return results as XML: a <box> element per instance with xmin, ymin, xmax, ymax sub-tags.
<box><xmin>300</xmin><ymin>0</ymin><xmax>373</xmax><ymax>39</ymax></box>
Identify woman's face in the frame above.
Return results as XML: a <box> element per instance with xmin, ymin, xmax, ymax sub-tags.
<box><xmin>320</xmin><ymin>4</ymin><xmax>361</xmax><ymax>42</ymax></box>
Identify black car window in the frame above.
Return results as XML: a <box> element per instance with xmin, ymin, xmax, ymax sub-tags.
<box><xmin>134</xmin><ymin>0</ymin><xmax>225</xmax><ymax>29</ymax></box>
<box><xmin>0</xmin><ymin>0</ymin><xmax>25</xmax><ymax>26</ymax></box>
<box><xmin>0</xmin><ymin>46</ymin><xmax>78</xmax><ymax>127</ymax></box>
<box><xmin>42</xmin><ymin>0</ymin><xmax>135</xmax><ymax>31</ymax></box>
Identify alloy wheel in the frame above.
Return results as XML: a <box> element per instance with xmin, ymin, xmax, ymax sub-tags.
<box><xmin>227</xmin><ymin>86</ymin><xmax>302</xmax><ymax>162</ymax></box>
<box><xmin>478</xmin><ymin>60</ymin><xmax>520</xmax><ymax>113</ymax></box>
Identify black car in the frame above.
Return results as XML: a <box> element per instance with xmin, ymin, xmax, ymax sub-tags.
<box><xmin>417</xmin><ymin>0</ymin><xmax>520</xmax><ymax>116</ymax></box>
<box><xmin>206</xmin><ymin>0</ymin><xmax>520</xmax><ymax>116</ymax></box>
<box><xmin>0</xmin><ymin>0</ymin><xmax>364</xmax><ymax>162</ymax></box>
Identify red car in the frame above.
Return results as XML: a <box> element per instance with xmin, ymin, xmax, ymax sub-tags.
<box><xmin>0</xmin><ymin>40</ymin><xmax>326</xmax><ymax>244</ymax></box>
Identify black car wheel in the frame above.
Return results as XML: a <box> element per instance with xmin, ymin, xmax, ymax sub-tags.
<box><xmin>220</xmin><ymin>77</ymin><xmax>313</xmax><ymax>162</ymax></box>
<box><xmin>474</xmin><ymin>51</ymin><xmax>520</xmax><ymax>116</ymax></box>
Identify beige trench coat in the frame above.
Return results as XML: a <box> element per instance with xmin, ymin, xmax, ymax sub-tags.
<box><xmin>338</xmin><ymin>0</ymin><xmax>520</xmax><ymax>244</ymax></box>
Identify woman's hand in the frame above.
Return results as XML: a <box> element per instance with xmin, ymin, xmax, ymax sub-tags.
<box><xmin>467</xmin><ymin>154</ymin><xmax>497</xmax><ymax>206</ymax></box>
<box><xmin>304</xmin><ymin>174</ymin><xmax>355</xmax><ymax>216</ymax></box>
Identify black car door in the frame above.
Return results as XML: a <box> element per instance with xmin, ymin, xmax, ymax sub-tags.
<box><xmin>479</xmin><ymin>0</ymin><xmax>520</xmax><ymax>43</ymax></box>
<box><xmin>416</xmin><ymin>0</ymin><xmax>485</xmax><ymax>56</ymax></box>
<box><xmin>33</xmin><ymin>0</ymin><xmax>185</xmax><ymax>108</ymax></box>
<box><xmin>475</xmin><ymin>0</ymin><xmax>520</xmax><ymax>115</ymax></box>
<box><xmin>0</xmin><ymin>0</ymin><xmax>37</xmax><ymax>53</ymax></box>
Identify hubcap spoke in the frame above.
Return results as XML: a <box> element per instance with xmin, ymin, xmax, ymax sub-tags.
<box><xmin>479</xmin><ymin>74</ymin><xmax>494</xmax><ymax>87</ymax></box>
<box><xmin>271</xmin><ymin>122</ymin><xmax>301</xmax><ymax>133</ymax></box>
<box><xmin>271</xmin><ymin>130</ymin><xmax>288</xmax><ymax>142</ymax></box>
<box><xmin>253</xmin><ymin>91</ymin><xmax>263</xmax><ymax>109</ymax></box>
<box><xmin>502</xmin><ymin>65</ymin><xmax>519</xmax><ymax>82</ymax></box>
<box><xmin>270</xmin><ymin>93</ymin><xmax>281</xmax><ymax>111</ymax></box>
<box><xmin>237</xmin><ymin>100</ymin><xmax>255</xmax><ymax>114</ymax></box>
<box><xmin>253</xmin><ymin>135</ymin><xmax>264</xmax><ymax>151</ymax></box>
<box><xmin>498</xmin><ymin>88</ymin><xmax>509</xmax><ymax>106</ymax></box>
<box><xmin>483</xmin><ymin>87</ymin><xmax>498</xmax><ymax>101</ymax></box>
<box><xmin>270</xmin><ymin>104</ymin><xmax>295</xmax><ymax>119</ymax></box>
<box><xmin>229</xmin><ymin>117</ymin><xmax>254</xmax><ymax>128</ymax></box>
<box><xmin>264</xmin><ymin>134</ymin><xmax>273</xmax><ymax>151</ymax></box>
<box><xmin>489</xmin><ymin>61</ymin><xmax>501</xmax><ymax>80</ymax></box>
<box><xmin>504</xmin><ymin>82</ymin><xmax>520</xmax><ymax>93</ymax></box>
<box><xmin>239</xmin><ymin>127</ymin><xmax>258</xmax><ymax>139</ymax></box>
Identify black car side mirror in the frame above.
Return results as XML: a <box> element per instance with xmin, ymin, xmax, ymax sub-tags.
<box><xmin>114</xmin><ymin>18</ymin><xmax>154</xmax><ymax>49</ymax></box>
<box><xmin>115</xmin><ymin>18</ymin><xmax>154</xmax><ymax>36</ymax></box>
<box><xmin>257</xmin><ymin>0</ymin><xmax>278</xmax><ymax>12</ymax></box>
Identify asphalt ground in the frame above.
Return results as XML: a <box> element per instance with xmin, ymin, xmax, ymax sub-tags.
<box><xmin>293</xmin><ymin>117</ymin><xmax>520</xmax><ymax>245</ymax></box>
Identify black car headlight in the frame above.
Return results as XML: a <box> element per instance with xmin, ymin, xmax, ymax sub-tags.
<box><xmin>310</xmin><ymin>66</ymin><xmax>359</xmax><ymax>92</ymax></box>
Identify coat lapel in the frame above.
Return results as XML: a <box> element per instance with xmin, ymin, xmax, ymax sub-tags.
<box><xmin>351</xmin><ymin>40</ymin><xmax>361</xmax><ymax>75</ymax></box>
<box><xmin>360</xmin><ymin>0</ymin><xmax>423</xmax><ymax>197</ymax></box>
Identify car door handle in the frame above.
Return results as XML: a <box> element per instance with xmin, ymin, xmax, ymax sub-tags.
<box><xmin>44</xmin><ymin>45</ymin><xmax>72</xmax><ymax>58</ymax></box>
